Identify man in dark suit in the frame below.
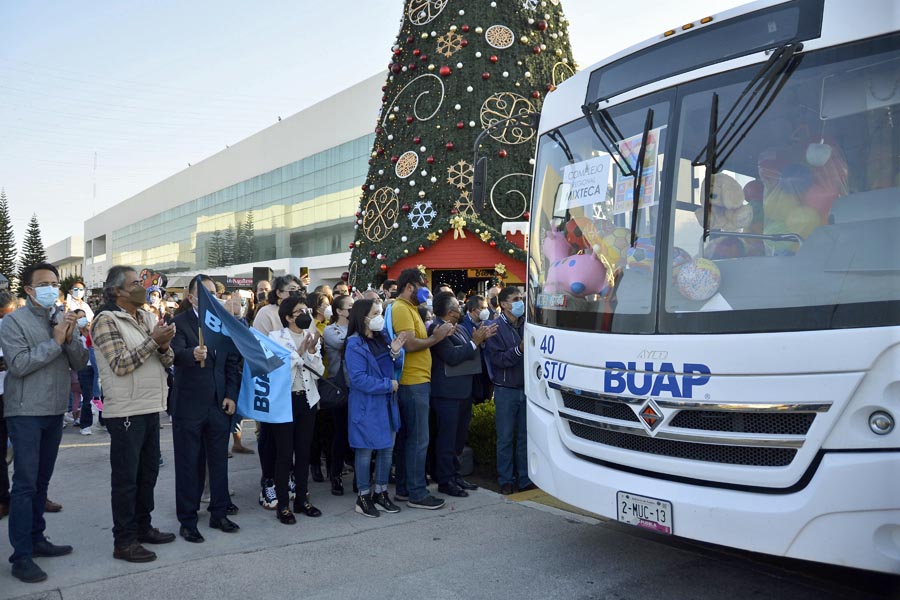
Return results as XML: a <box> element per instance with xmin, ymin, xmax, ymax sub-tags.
<box><xmin>170</xmin><ymin>276</ymin><xmax>241</xmax><ymax>543</ymax></box>
<box><xmin>428</xmin><ymin>292</ymin><xmax>496</xmax><ymax>497</ymax></box>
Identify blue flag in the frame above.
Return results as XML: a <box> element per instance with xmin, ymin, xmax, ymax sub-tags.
<box><xmin>196</xmin><ymin>277</ymin><xmax>283</xmax><ymax>377</ymax></box>
<box><xmin>237</xmin><ymin>329</ymin><xmax>294</xmax><ymax>424</ymax></box>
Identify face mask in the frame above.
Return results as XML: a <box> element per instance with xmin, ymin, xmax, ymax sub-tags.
<box><xmin>72</xmin><ymin>288</ymin><xmax>85</xmax><ymax>299</ymax></box>
<box><xmin>323</xmin><ymin>305</ymin><xmax>333</xmax><ymax>320</ymax></box>
<box><xmin>258</xmin><ymin>291</ymin><xmax>267</xmax><ymax>302</ymax></box>
<box><xmin>129</xmin><ymin>287</ymin><xmax>148</xmax><ymax>306</ymax></box>
<box><xmin>240</xmin><ymin>298</ymin><xmax>247</xmax><ymax>307</ymax></box>
<box><xmin>33</xmin><ymin>286</ymin><xmax>59</xmax><ymax>308</ymax></box>
<box><xmin>478</xmin><ymin>309</ymin><xmax>491</xmax><ymax>322</ymax></box>
<box><xmin>510</xmin><ymin>300</ymin><xmax>525</xmax><ymax>318</ymax></box>
<box><xmin>416</xmin><ymin>287</ymin><xmax>431</xmax><ymax>304</ymax></box>
<box><xmin>368</xmin><ymin>315</ymin><xmax>385</xmax><ymax>332</ymax></box>
<box><xmin>295</xmin><ymin>313</ymin><xmax>313</xmax><ymax>330</ymax></box>
<box><xmin>289</xmin><ymin>290</ymin><xmax>303</xmax><ymax>298</ymax></box>
<box><xmin>76</xmin><ymin>317</ymin><xmax>89</xmax><ymax>329</ymax></box>
<box><xmin>150</xmin><ymin>296</ymin><xmax>161</xmax><ymax>306</ymax></box>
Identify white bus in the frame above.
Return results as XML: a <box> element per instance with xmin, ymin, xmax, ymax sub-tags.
<box><xmin>524</xmin><ymin>0</ymin><xmax>899</xmax><ymax>573</ymax></box>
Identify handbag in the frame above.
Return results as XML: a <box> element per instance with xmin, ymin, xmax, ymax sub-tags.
<box><xmin>306</xmin><ymin>361</ymin><xmax>348</xmax><ymax>410</ymax></box>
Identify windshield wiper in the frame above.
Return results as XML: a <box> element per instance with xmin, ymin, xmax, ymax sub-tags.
<box><xmin>581</xmin><ymin>103</ymin><xmax>635</xmax><ymax>177</ymax></box>
<box><xmin>693</xmin><ymin>43</ymin><xmax>805</xmax><ymax>240</ymax></box>
<box><xmin>629</xmin><ymin>109</ymin><xmax>654</xmax><ymax>246</ymax></box>
<box><xmin>546</xmin><ymin>128</ymin><xmax>575</xmax><ymax>163</ymax></box>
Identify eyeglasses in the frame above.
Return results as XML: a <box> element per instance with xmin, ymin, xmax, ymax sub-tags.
<box><xmin>31</xmin><ymin>282</ymin><xmax>60</xmax><ymax>289</ymax></box>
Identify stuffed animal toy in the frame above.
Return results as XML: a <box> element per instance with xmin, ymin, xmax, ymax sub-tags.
<box><xmin>542</xmin><ymin>229</ymin><xmax>611</xmax><ymax>297</ymax></box>
<box><xmin>694</xmin><ymin>172</ymin><xmax>754</xmax><ymax>232</ymax></box>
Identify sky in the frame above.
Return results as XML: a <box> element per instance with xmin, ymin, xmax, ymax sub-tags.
<box><xmin>0</xmin><ymin>0</ymin><xmax>742</xmax><ymax>249</ymax></box>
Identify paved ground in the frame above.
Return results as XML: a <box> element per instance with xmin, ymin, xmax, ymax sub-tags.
<box><xmin>1</xmin><ymin>419</ymin><xmax>897</xmax><ymax>600</ymax></box>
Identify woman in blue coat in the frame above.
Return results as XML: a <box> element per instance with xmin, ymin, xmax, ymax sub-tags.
<box><xmin>344</xmin><ymin>299</ymin><xmax>410</xmax><ymax>518</ymax></box>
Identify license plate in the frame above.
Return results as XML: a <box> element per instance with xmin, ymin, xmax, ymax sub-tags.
<box><xmin>617</xmin><ymin>491</ymin><xmax>673</xmax><ymax>535</ymax></box>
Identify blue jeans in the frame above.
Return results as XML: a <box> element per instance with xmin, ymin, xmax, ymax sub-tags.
<box><xmin>395</xmin><ymin>383</ymin><xmax>431</xmax><ymax>502</ymax></box>
<box><xmin>355</xmin><ymin>440</ymin><xmax>394</xmax><ymax>496</ymax></box>
<box><xmin>6</xmin><ymin>415</ymin><xmax>64</xmax><ymax>562</ymax></box>
<box><xmin>76</xmin><ymin>366</ymin><xmax>94</xmax><ymax>429</ymax></box>
<box><xmin>494</xmin><ymin>386</ymin><xmax>530</xmax><ymax>489</ymax></box>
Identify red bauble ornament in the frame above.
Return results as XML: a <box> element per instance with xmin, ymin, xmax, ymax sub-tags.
<box><xmin>450</xmin><ymin>208</ymin><xmax>458</xmax><ymax>215</ymax></box>
<box><xmin>413</xmin><ymin>136</ymin><xmax>421</xmax><ymax>144</ymax></box>
<box><xmin>456</xmin><ymin>121</ymin><xmax>465</xmax><ymax>129</ymax></box>
<box><xmin>406</xmin><ymin>36</ymin><xmax>414</xmax><ymax>44</ymax></box>
<box><xmin>390</xmin><ymin>63</ymin><xmax>402</xmax><ymax>74</ymax></box>
<box><xmin>375</xmin><ymin>126</ymin><xmax>383</xmax><ymax>134</ymax></box>
<box><xmin>413</xmin><ymin>48</ymin><xmax>421</xmax><ymax>56</ymax></box>
<box><xmin>406</xmin><ymin>116</ymin><xmax>414</xmax><ymax>124</ymax></box>
<box><xmin>482</xmin><ymin>72</ymin><xmax>491</xmax><ymax>80</ymax></box>
<box><xmin>532</xmin><ymin>45</ymin><xmax>542</xmax><ymax>54</ymax></box>
<box><xmin>445</xmin><ymin>141</ymin><xmax>455</xmax><ymax>151</ymax></box>
<box><xmin>523</xmin><ymin>211</ymin><xmax>530</xmax><ymax>221</ymax></box>
<box><xmin>419</xmin><ymin>54</ymin><xmax>428</xmax><ymax>61</ymax></box>
<box><xmin>536</xmin><ymin>20</ymin><xmax>548</xmax><ymax>31</ymax></box>
<box><xmin>439</xmin><ymin>66</ymin><xmax>452</xmax><ymax>77</ymax></box>
<box><xmin>498</xmin><ymin>149</ymin><xmax>508</xmax><ymax>158</ymax></box>
<box><xmin>409</xmin><ymin>63</ymin><xmax>417</xmax><ymax>71</ymax></box>
<box><xmin>393</xmin><ymin>48</ymin><xmax>402</xmax><ymax>56</ymax></box>
<box><xmin>460</xmin><ymin>39</ymin><xmax>468</xmax><ymax>47</ymax></box>
<box><xmin>545</xmin><ymin>83</ymin><xmax>555</xmax><ymax>92</ymax></box>
<box><xmin>380</xmin><ymin>264</ymin><xmax>388</xmax><ymax>272</ymax></box>
<box><xmin>360</xmin><ymin>185</ymin><xmax>366</xmax><ymax>191</ymax></box>
<box><xmin>391</xmin><ymin>155</ymin><xmax>399</xmax><ymax>163</ymax></box>
<box><xmin>369</xmin><ymin>250</ymin><xmax>377</xmax><ymax>258</ymax></box>
<box><xmin>489</xmin><ymin>55</ymin><xmax>498</xmax><ymax>63</ymax></box>
<box><xmin>418</xmin><ymin>245</ymin><xmax>425</xmax><ymax>253</ymax></box>
<box><xmin>348</xmin><ymin>243</ymin><xmax>355</xmax><ymax>249</ymax></box>
<box><xmin>402</xmin><ymin>203</ymin><xmax>411</xmax><ymax>213</ymax></box>
<box><xmin>531</xmin><ymin>91</ymin><xmax>541</xmax><ymax>99</ymax></box>
<box><xmin>489</xmin><ymin>240</ymin><xmax>497</xmax><ymax>248</ymax></box>
<box><xmin>367</xmin><ymin>159</ymin><xmax>373</xmax><ymax>165</ymax></box>
<box><xmin>461</xmin><ymin>24</ymin><xmax>470</xmax><ymax>32</ymax></box>
<box><xmin>381</xmin><ymin>85</ymin><xmax>387</xmax><ymax>92</ymax></box>
<box><xmin>377</xmin><ymin>148</ymin><xmax>385</xmax><ymax>155</ymax></box>
<box><xmin>426</xmin><ymin>155</ymin><xmax>435</xmax><ymax>164</ymax></box>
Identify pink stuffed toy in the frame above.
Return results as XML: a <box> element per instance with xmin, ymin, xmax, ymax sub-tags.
<box><xmin>542</xmin><ymin>229</ymin><xmax>610</xmax><ymax>297</ymax></box>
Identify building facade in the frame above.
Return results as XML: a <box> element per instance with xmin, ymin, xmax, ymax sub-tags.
<box><xmin>82</xmin><ymin>73</ymin><xmax>383</xmax><ymax>290</ymax></box>
<box><xmin>45</xmin><ymin>235</ymin><xmax>84</xmax><ymax>281</ymax></box>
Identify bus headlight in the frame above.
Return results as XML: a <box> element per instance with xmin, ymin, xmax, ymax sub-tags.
<box><xmin>868</xmin><ymin>411</ymin><xmax>894</xmax><ymax>435</ymax></box>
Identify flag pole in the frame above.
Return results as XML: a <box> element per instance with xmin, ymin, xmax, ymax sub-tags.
<box><xmin>197</xmin><ymin>275</ymin><xmax>206</xmax><ymax>368</ymax></box>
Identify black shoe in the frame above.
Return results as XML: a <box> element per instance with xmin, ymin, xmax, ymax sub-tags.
<box><xmin>137</xmin><ymin>527</ymin><xmax>176</xmax><ymax>544</ymax></box>
<box><xmin>454</xmin><ymin>476</ymin><xmax>478</xmax><ymax>491</ymax></box>
<box><xmin>437</xmin><ymin>482</ymin><xmax>469</xmax><ymax>498</ymax></box>
<box><xmin>500</xmin><ymin>483</ymin><xmax>515</xmax><ymax>495</ymax></box>
<box><xmin>295</xmin><ymin>501</ymin><xmax>322</xmax><ymax>517</ymax></box>
<box><xmin>355</xmin><ymin>494</ymin><xmax>379</xmax><ymax>518</ymax></box>
<box><xmin>394</xmin><ymin>490</ymin><xmax>409</xmax><ymax>502</ymax></box>
<box><xmin>310</xmin><ymin>464</ymin><xmax>325</xmax><ymax>483</ymax></box>
<box><xmin>331</xmin><ymin>476</ymin><xmax>344</xmax><ymax>496</ymax></box>
<box><xmin>11</xmin><ymin>558</ymin><xmax>47</xmax><ymax>583</ymax></box>
<box><xmin>179</xmin><ymin>526</ymin><xmax>205</xmax><ymax>543</ymax></box>
<box><xmin>277</xmin><ymin>507</ymin><xmax>296</xmax><ymax>525</ymax></box>
<box><xmin>209</xmin><ymin>516</ymin><xmax>240</xmax><ymax>533</ymax></box>
<box><xmin>518</xmin><ymin>482</ymin><xmax>538</xmax><ymax>492</ymax></box>
<box><xmin>373</xmin><ymin>491</ymin><xmax>401</xmax><ymax>513</ymax></box>
<box><xmin>225</xmin><ymin>503</ymin><xmax>239</xmax><ymax>516</ymax></box>
<box><xmin>32</xmin><ymin>538</ymin><xmax>74</xmax><ymax>557</ymax></box>
<box><xmin>407</xmin><ymin>495</ymin><xmax>445</xmax><ymax>510</ymax></box>
<box><xmin>113</xmin><ymin>542</ymin><xmax>157</xmax><ymax>563</ymax></box>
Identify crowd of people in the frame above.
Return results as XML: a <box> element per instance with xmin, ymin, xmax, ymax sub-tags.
<box><xmin>0</xmin><ymin>263</ymin><xmax>531</xmax><ymax>584</ymax></box>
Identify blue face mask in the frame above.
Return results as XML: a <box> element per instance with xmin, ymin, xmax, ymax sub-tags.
<box><xmin>510</xmin><ymin>300</ymin><xmax>525</xmax><ymax>318</ymax></box>
<box><xmin>76</xmin><ymin>317</ymin><xmax>89</xmax><ymax>329</ymax></box>
<box><xmin>416</xmin><ymin>287</ymin><xmax>431</xmax><ymax>305</ymax></box>
<box><xmin>34</xmin><ymin>286</ymin><xmax>59</xmax><ymax>308</ymax></box>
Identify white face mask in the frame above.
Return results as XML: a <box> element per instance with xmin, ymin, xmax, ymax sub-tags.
<box><xmin>368</xmin><ymin>314</ymin><xmax>385</xmax><ymax>332</ymax></box>
<box><xmin>323</xmin><ymin>305</ymin><xmax>333</xmax><ymax>320</ymax></box>
<box><xmin>478</xmin><ymin>308</ymin><xmax>491</xmax><ymax>322</ymax></box>
<box><xmin>72</xmin><ymin>288</ymin><xmax>85</xmax><ymax>299</ymax></box>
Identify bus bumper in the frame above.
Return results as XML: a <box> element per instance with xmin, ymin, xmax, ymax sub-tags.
<box><xmin>527</xmin><ymin>401</ymin><xmax>900</xmax><ymax>574</ymax></box>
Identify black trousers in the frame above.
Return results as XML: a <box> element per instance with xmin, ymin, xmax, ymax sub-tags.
<box><xmin>267</xmin><ymin>392</ymin><xmax>316</xmax><ymax>510</ymax></box>
<box><xmin>0</xmin><ymin>395</ymin><xmax>9</xmax><ymax>505</ymax></box>
<box><xmin>327</xmin><ymin>405</ymin><xmax>349</xmax><ymax>480</ymax></box>
<box><xmin>173</xmin><ymin>405</ymin><xmax>230</xmax><ymax>527</ymax></box>
<box><xmin>108</xmin><ymin>412</ymin><xmax>160</xmax><ymax>547</ymax></box>
<box><xmin>431</xmin><ymin>396</ymin><xmax>473</xmax><ymax>485</ymax></box>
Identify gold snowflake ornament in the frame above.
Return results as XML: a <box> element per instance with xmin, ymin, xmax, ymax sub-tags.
<box><xmin>436</xmin><ymin>30</ymin><xmax>464</xmax><ymax>58</ymax></box>
<box><xmin>454</xmin><ymin>189</ymin><xmax>478</xmax><ymax>217</ymax></box>
<box><xmin>446</xmin><ymin>159</ymin><xmax>474</xmax><ymax>189</ymax></box>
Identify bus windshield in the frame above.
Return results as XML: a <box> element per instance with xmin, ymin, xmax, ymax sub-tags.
<box><xmin>529</xmin><ymin>34</ymin><xmax>900</xmax><ymax>334</ymax></box>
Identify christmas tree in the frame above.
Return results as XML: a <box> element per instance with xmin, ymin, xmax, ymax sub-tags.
<box><xmin>347</xmin><ymin>0</ymin><xmax>576</xmax><ymax>288</ymax></box>
<box><xmin>0</xmin><ymin>189</ymin><xmax>17</xmax><ymax>282</ymax></box>
<box><xmin>17</xmin><ymin>214</ymin><xmax>47</xmax><ymax>297</ymax></box>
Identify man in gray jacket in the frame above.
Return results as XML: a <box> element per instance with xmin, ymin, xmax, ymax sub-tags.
<box><xmin>0</xmin><ymin>263</ymin><xmax>87</xmax><ymax>583</ymax></box>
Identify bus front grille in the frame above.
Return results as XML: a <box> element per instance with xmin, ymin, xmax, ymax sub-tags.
<box><xmin>668</xmin><ymin>410</ymin><xmax>816</xmax><ymax>435</ymax></box>
<box><xmin>567</xmin><ymin>421</ymin><xmax>797</xmax><ymax>467</ymax></box>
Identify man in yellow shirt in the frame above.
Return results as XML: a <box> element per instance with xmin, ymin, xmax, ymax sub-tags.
<box><xmin>391</xmin><ymin>269</ymin><xmax>453</xmax><ymax>509</ymax></box>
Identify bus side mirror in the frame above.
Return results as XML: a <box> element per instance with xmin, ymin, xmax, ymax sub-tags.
<box><xmin>472</xmin><ymin>156</ymin><xmax>487</xmax><ymax>212</ymax></box>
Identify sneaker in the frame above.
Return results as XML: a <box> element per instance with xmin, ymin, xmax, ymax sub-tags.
<box><xmin>288</xmin><ymin>473</ymin><xmax>297</xmax><ymax>501</ymax></box>
<box><xmin>11</xmin><ymin>558</ymin><xmax>47</xmax><ymax>583</ymax></box>
<box><xmin>373</xmin><ymin>491</ymin><xmax>401</xmax><ymax>513</ymax></box>
<box><xmin>355</xmin><ymin>494</ymin><xmax>380</xmax><ymax>518</ymax></box>
<box><xmin>259</xmin><ymin>479</ymin><xmax>277</xmax><ymax>510</ymax></box>
<box><xmin>407</xmin><ymin>495</ymin><xmax>445</xmax><ymax>510</ymax></box>
<box><xmin>80</xmin><ymin>427</ymin><xmax>93</xmax><ymax>436</ymax></box>
<box><xmin>64</xmin><ymin>412</ymin><xmax>76</xmax><ymax>424</ymax></box>
<box><xmin>394</xmin><ymin>490</ymin><xmax>409</xmax><ymax>502</ymax></box>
